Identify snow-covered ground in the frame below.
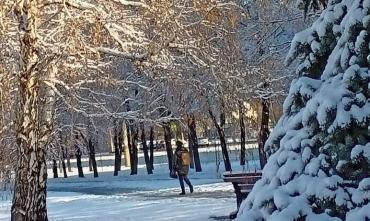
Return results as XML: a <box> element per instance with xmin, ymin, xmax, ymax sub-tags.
<box><xmin>0</xmin><ymin>146</ymin><xmax>260</xmax><ymax>221</ymax></box>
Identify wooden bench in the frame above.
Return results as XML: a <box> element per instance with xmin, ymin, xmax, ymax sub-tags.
<box><xmin>223</xmin><ymin>171</ymin><xmax>262</xmax><ymax>219</ymax></box>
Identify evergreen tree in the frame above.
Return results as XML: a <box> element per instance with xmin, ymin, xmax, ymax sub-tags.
<box><xmin>237</xmin><ymin>0</ymin><xmax>370</xmax><ymax>220</ymax></box>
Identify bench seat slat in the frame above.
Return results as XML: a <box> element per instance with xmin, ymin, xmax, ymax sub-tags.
<box><xmin>241</xmin><ymin>189</ymin><xmax>253</xmax><ymax>193</ymax></box>
<box><xmin>238</xmin><ymin>183</ymin><xmax>255</xmax><ymax>189</ymax></box>
<box><xmin>223</xmin><ymin>176</ymin><xmax>261</xmax><ymax>184</ymax></box>
<box><xmin>238</xmin><ymin>184</ymin><xmax>254</xmax><ymax>194</ymax></box>
<box><xmin>223</xmin><ymin>172</ymin><xmax>262</xmax><ymax>178</ymax></box>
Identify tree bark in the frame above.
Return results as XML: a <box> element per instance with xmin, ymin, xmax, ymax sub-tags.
<box><xmin>88</xmin><ymin>157</ymin><xmax>93</xmax><ymax>171</ymax></box>
<box><xmin>258</xmin><ymin>99</ymin><xmax>269</xmax><ymax>169</ymax></box>
<box><xmin>12</xmin><ymin>1</ymin><xmax>49</xmax><ymax>220</ymax></box>
<box><xmin>239</xmin><ymin>103</ymin><xmax>246</xmax><ymax>166</ymax></box>
<box><xmin>126</xmin><ymin>121</ymin><xmax>132</xmax><ymax>168</ymax></box>
<box><xmin>60</xmin><ymin>145</ymin><xmax>68</xmax><ymax>178</ymax></box>
<box><xmin>109</xmin><ymin>129</ymin><xmax>114</xmax><ymax>153</ymax></box>
<box><xmin>130</xmin><ymin>126</ymin><xmax>138</xmax><ymax>175</ymax></box>
<box><xmin>64</xmin><ymin>134</ymin><xmax>72</xmax><ymax>172</ymax></box>
<box><xmin>209</xmin><ymin>109</ymin><xmax>232</xmax><ymax>172</ymax></box>
<box><xmin>163</xmin><ymin>123</ymin><xmax>174</xmax><ymax>172</ymax></box>
<box><xmin>52</xmin><ymin>160</ymin><xmax>58</xmax><ymax>178</ymax></box>
<box><xmin>117</xmin><ymin>122</ymin><xmax>123</xmax><ymax>171</ymax></box>
<box><xmin>61</xmin><ymin>158</ymin><xmax>67</xmax><ymax>178</ymax></box>
<box><xmin>75</xmin><ymin>152</ymin><xmax>84</xmax><ymax>178</ymax></box>
<box><xmin>141</xmin><ymin>125</ymin><xmax>153</xmax><ymax>174</ymax></box>
<box><xmin>187</xmin><ymin>128</ymin><xmax>195</xmax><ymax>169</ymax></box>
<box><xmin>188</xmin><ymin>115</ymin><xmax>202</xmax><ymax>172</ymax></box>
<box><xmin>113</xmin><ymin>121</ymin><xmax>121</xmax><ymax>176</ymax></box>
<box><xmin>58</xmin><ymin>159</ymin><xmax>62</xmax><ymax>173</ymax></box>
<box><xmin>75</xmin><ymin>134</ymin><xmax>84</xmax><ymax>178</ymax></box>
<box><xmin>149</xmin><ymin>126</ymin><xmax>154</xmax><ymax>170</ymax></box>
<box><xmin>12</xmin><ymin>145</ymin><xmax>48</xmax><ymax>221</ymax></box>
<box><xmin>66</xmin><ymin>148</ymin><xmax>72</xmax><ymax>172</ymax></box>
<box><xmin>122</xmin><ymin>123</ymin><xmax>131</xmax><ymax>167</ymax></box>
<box><xmin>88</xmin><ymin>138</ymin><xmax>98</xmax><ymax>178</ymax></box>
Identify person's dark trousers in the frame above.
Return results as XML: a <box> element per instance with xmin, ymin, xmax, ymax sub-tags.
<box><xmin>178</xmin><ymin>174</ymin><xmax>193</xmax><ymax>194</ymax></box>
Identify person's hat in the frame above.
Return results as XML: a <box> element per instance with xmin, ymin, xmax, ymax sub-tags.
<box><xmin>176</xmin><ymin>140</ymin><xmax>183</xmax><ymax>147</ymax></box>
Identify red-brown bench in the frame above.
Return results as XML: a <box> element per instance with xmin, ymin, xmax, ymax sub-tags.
<box><xmin>223</xmin><ymin>171</ymin><xmax>262</xmax><ymax>219</ymax></box>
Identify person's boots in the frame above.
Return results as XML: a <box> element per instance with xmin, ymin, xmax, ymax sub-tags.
<box><xmin>190</xmin><ymin>185</ymin><xmax>194</xmax><ymax>193</ymax></box>
<box><xmin>179</xmin><ymin>191</ymin><xmax>186</xmax><ymax>195</ymax></box>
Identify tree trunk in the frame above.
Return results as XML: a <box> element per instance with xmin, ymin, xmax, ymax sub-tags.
<box><xmin>58</xmin><ymin>159</ymin><xmax>62</xmax><ymax>173</ymax></box>
<box><xmin>187</xmin><ymin>128</ymin><xmax>195</xmax><ymax>169</ymax></box>
<box><xmin>258</xmin><ymin>99</ymin><xmax>269</xmax><ymax>169</ymax></box>
<box><xmin>62</xmin><ymin>132</ymin><xmax>72</xmax><ymax>172</ymax></box>
<box><xmin>209</xmin><ymin>109</ymin><xmax>232</xmax><ymax>172</ymax></box>
<box><xmin>126</xmin><ymin>124</ymin><xmax>132</xmax><ymax>168</ymax></box>
<box><xmin>12</xmin><ymin>2</ymin><xmax>49</xmax><ymax>220</ymax></box>
<box><xmin>75</xmin><ymin>152</ymin><xmax>84</xmax><ymax>178</ymax></box>
<box><xmin>113</xmin><ymin>121</ymin><xmax>121</xmax><ymax>176</ymax></box>
<box><xmin>66</xmin><ymin>148</ymin><xmax>72</xmax><ymax>172</ymax></box>
<box><xmin>163</xmin><ymin>123</ymin><xmax>174</xmax><ymax>172</ymax></box>
<box><xmin>88</xmin><ymin>157</ymin><xmax>93</xmax><ymax>171</ymax></box>
<box><xmin>109</xmin><ymin>129</ymin><xmax>115</xmax><ymax>153</ymax></box>
<box><xmin>122</xmin><ymin>123</ymin><xmax>131</xmax><ymax>167</ymax></box>
<box><xmin>52</xmin><ymin>160</ymin><xmax>58</xmax><ymax>178</ymax></box>
<box><xmin>149</xmin><ymin>126</ymin><xmax>154</xmax><ymax>170</ymax></box>
<box><xmin>117</xmin><ymin>122</ymin><xmax>123</xmax><ymax>171</ymax></box>
<box><xmin>12</xmin><ymin>146</ymin><xmax>48</xmax><ymax>221</ymax></box>
<box><xmin>61</xmin><ymin>158</ymin><xmax>67</xmax><ymax>178</ymax></box>
<box><xmin>75</xmin><ymin>134</ymin><xmax>84</xmax><ymax>178</ymax></box>
<box><xmin>88</xmin><ymin>138</ymin><xmax>98</xmax><ymax>178</ymax></box>
<box><xmin>141</xmin><ymin>125</ymin><xmax>153</xmax><ymax>174</ymax></box>
<box><xmin>188</xmin><ymin>115</ymin><xmax>202</xmax><ymax>172</ymax></box>
<box><xmin>130</xmin><ymin>126</ymin><xmax>138</xmax><ymax>175</ymax></box>
<box><xmin>60</xmin><ymin>145</ymin><xmax>68</xmax><ymax>178</ymax></box>
<box><xmin>239</xmin><ymin>103</ymin><xmax>246</xmax><ymax>166</ymax></box>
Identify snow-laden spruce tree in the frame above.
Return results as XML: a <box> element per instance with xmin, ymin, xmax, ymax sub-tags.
<box><xmin>236</xmin><ymin>0</ymin><xmax>370</xmax><ymax>220</ymax></box>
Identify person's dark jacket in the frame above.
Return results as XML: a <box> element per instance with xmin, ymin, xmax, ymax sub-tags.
<box><xmin>173</xmin><ymin>146</ymin><xmax>190</xmax><ymax>175</ymax></box>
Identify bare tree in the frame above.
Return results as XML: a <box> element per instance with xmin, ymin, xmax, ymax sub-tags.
<box><xmin>3</xmin><ymin>0</ymin><xmax>151</xmax><ymax>219</ymax></box>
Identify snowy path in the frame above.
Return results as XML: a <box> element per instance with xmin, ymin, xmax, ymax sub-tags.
<box><xmin>1</xmin><ymin>176</ymin><xmax>237</xmax><ymax>221</ymax></box>
<box><xmin>42</xmin><ymin>183</ymin><xmax>235</xmax><ymax>221</ymax></box>
<box><xmin>1</xmin><ymin>148</ymin><xmax>259</xmax><ymax>220</ymax></box>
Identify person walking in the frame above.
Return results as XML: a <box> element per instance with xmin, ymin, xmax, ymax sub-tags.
<box><xmin>173</xmin><ymin>141</ymin><xmax>194</xmax><ymax>195</ymax></box>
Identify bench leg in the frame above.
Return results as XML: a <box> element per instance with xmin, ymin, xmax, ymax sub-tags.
<box><xmin>230</xmin><ymin>183</ymin><xmax>243</xmax><ymax>219</ymax></box>
<box><xmin>230</xmin><ymin>183</ymin><xmax>250</xmax><ymax>219</ymax></box>
<box><xmin>233</xmin><ymin>183</ymin><xmax>243</xmax><ymax>209</ymax></box>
